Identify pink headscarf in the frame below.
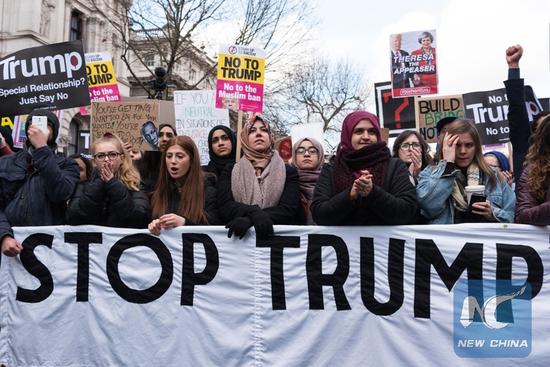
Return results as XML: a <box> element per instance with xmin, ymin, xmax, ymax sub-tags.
<box><xmin>339</xmin><ymin>111</ymin><xmax>381</xmax><ymax>152</ymax></box>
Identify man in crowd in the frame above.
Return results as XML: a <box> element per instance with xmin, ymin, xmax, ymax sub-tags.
<box><xmin>0</xmin><ymin>109</ymin><xmax>79</xmax><ymax>256</ymax></box>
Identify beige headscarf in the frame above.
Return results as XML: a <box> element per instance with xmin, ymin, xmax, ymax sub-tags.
<box><xmin>231</xmin><ymin>115</ymin><xmax>286</xmax><ymax>208</ymax></box>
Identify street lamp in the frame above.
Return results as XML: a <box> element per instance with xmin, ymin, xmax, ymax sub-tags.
<box><xmin>152</xmin><ymin>66</ymin><xmax>167</xmax><ymax>100</ymax></box>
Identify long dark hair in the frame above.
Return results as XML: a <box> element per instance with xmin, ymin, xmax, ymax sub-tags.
<box><xmin>392</xmin><ymin>130</ymin><xmax>432</xmax><ymax>169</ymax></box>
<box><xmin>150</xmin><ymin>136</ymin><xmax>208</xmax><ymax>224</ymax></box>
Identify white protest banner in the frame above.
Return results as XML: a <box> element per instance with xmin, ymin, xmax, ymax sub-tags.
<box><xmin>174</xmin><ymin>90</ymin><xmax>229</xmax><ymax>165</ymax></box>
<box><xmin>1</xmin><ymin>224</ymin><xmax>549</xmax><ymax>366</ymax></box>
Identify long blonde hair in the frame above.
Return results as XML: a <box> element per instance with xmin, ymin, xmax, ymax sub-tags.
<box><xmin>92</xmin><ymin>134</ymin><xmax>141</xmax><ymax>191</ymax></box>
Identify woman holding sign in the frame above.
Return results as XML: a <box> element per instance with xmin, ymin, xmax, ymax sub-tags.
<box><xmin>148</xmin><ymin>136</ymin><xmax>219</xmax><ymax>235</ymax></box>
<box><xmin>66</xmin><ymin>134</ymin><xmax>150</xmax><ymax>228</ymax></box>
<box><xmin>217</xmin><ymin>115</ymin><xmax>300</xmax><ymax>239</ymax></box>
<box><xmin>416</xmin><ymin>119</ymin><xmax>515</xmax><ymax>224</ymax></box>
<box><xmin>515</xmin><ymin>116</ymin><xmax>550</xmax><ymax>225</ymax></box>
<box><xmin>311</xmin><ymin>111</ymin><xmax>417</xmax><ymax>225</ymax></box>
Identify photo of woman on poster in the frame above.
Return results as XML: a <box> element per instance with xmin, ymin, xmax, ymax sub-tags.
<box><xmin>411</xmin><ymin>31</ymin><xmax>438</xmax><ymax>93</ymax></box>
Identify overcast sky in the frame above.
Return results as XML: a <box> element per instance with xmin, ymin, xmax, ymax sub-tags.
<box><xmin>315</xmin><ymin>0</ymin><xmax>550</xmax><ymax>109</ymax></box>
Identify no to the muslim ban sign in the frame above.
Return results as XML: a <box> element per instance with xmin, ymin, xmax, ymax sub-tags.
<box><xmin>215</xmin><ymin>44</ymin><xmax>265</xmax><ymax>113</ymax></box>
<box><xmin>174</xmin><ymin>90</ymin><xmax>229</xmax><ymax>165</ymax></box>
<box><xmin>0</xmin><ymin>40</ymin><xmax>90</xmax><ymax>116</ymax></box>
<box><xmin>80</xmin><ymin>52</ymin><xmax>121</xmax><ymax>115</ymax></box>
<box><xmin>91</xmin><ymin>101</ymin><xmax>159</xmax><ymax>151</ymax></box>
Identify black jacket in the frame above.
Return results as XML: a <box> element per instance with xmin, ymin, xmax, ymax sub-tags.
<box><xmin>504</xmin><ymin>77</ymin><xmax>531</xmax><ymax>185</ymax></box>
<box><xmin>164</xmin><ymin>175</ymin><xmax>221</xmax><ymax>225</ymax></box>
<box><xmin>311</xmin><ymin>158</ymin><xmax>417</xmax><ymax>225</ymax></box>
<box><xmin>66</xmin><ymin>174</ymin><xmax>150</xmax><ymax>228</ymax></box>
<box><xmin>0</xmin><ymin>147</ymin><xmax>79</xmax><ymax>240</ymax></box>
<box><xmin>217</xmin><ymin>163</ymin><xmax>300</xmax><ymax>224</ymax></box>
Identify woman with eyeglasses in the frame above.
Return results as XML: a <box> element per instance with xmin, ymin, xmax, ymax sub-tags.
<box><xmin>66</xmin><ymin>134</ymin><xmax>150</xmax><ymax>228</ymax></box>
<box><xmin>218</xmin><ymin>115</ymin><xmax>300</xmax><ymax>239</ymax></box>
<box><xmin>148</xmin><ymin>136</ymin><xmax>219</xmax><ymax>235</ymax></box>
<box><xmin>311</xmin><ymin>111</ymin><xmax>417</xmax><ymax>225</ymax></box>
<box><xmin>416</xmin><ymin>119</ymin><xmax>515</xmax><ymax>224</ymax></box>
<box><xmin>392</xmin><ymin>130</ymin><xmax>432</xmax><ymax>184</ymax></box>
<box><xmin>291</xmin><ymin>137</ymin><xmax>324</xmax><ymax>224</ymax></box>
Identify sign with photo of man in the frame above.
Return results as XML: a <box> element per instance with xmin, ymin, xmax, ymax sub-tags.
<box><xmin>91</xmin><ymin>101</ymin><xmax>159</xmax><ymax>151</ymax></box>
<box><xmin>389</xmin><ymin>30</ymin><xmax>438</xmax><ymax>98</ymax></box>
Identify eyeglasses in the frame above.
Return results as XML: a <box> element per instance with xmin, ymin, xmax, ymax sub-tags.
<box><xmin>296</xmin><ymin>147</ymin><xmax>319</xmax><ymax>155</ymax></box>
<box><xmin>400</xmin><ymin>142</ymin><xmax>421</xmax><ymax>150</ymax></box>
<box><xmin>94</xmin><ymin>152</ymin><xmax>122</xmax><ymax>161</ymax></box>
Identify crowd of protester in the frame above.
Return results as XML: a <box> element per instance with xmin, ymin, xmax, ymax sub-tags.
<box><xmin>1</xmin><ymin>44</ymin><xmax>549</xmax><ymax>257</ymax></box>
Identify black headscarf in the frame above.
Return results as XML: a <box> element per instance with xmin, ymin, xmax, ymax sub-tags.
<box><xmin>204</xmin><ymin>125</ymin><xmax>236</xmax><ymax>177</ymax></box>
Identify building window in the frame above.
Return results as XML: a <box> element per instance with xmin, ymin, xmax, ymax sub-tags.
<box><xmin>68</xmin><ymin>119</ymin><xmax>79</xmax><ymax>155</ymax></box>
<box><xmin>189</xmin><ymin>68</ymin><xmax>196</xmax><ymax>82</ymax></box>
<box><xmin>144</xmin><ymin>54</ymin><xmax>155</xmax><ymax>67</ymax></box>
<box><xmin>69</xmin><ymin>11</ymin><xmax>83</xmax><ymax>41</ymax></box>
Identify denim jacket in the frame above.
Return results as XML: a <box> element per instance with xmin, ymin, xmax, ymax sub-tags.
<box><xmin>416</xmin><ymin>160</ymin><xmax>515</xmax><ymax>224</ymax></box>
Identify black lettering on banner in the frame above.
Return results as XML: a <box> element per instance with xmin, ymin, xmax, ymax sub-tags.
<box><xmin>414</xmin><ymin>239</ymin><xmax>483</xmax><ymax>318</ymax></box>
<box><xmin>64</xmin><ymin>232</ymin><xmax>103</xmax><ymax>302</ymax></box>
<box><xmin>181</xmin><ymin>233</ymin><xmax>219</xmax><ymax>306</ymax></box>
<box><xmin>306</xmin><ymin>234</ymin><xmax>351</xmax><ymax>310</ymax></box>
<box><xmin>257</xmin><ymin>235</ymin><xmax>300</xmax><ymax>310</ymax></box>
<box><xmin>495</xmin><ymin>243</ymin><xmax>544</xmax><ymax>322</ymax></box>
<box><xmin>360</xmin><ymin>237</ymin><xmax>405</xmax><ymax>315</ymax></box>
<box><xmin>16</xmin><ymin>233</ymin><xmax>54</xmax><ymax>303</ymax></box>
<box><xmin>107</xmin><ymin>234</ymin><xmax>173</xmax><ymax>304</ymax></box>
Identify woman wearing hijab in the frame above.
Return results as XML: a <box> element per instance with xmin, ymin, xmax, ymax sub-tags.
<box><xmin>66</xmin><ymin>134</ymin><xmax>150</xmax><ymax>228</ymax></box>
<box><xmin>417</xmin><ymin>119</ymin><xmax>515</xmax><ymax>224</ymax></box>
<box><xmin>291</xmin><ymin>137</ymin><xmax>324</xmax><ymax>224</ymax></box>
<box><xmin>311</xmin><ymin>111</ymin><xmax>417</xmax><ymax>225</ymax></box>
<box><xmin>148</xmin><ymin>136</ymin><xmax>219</xmax><ymax>235</ymax></box>
<box><xmin>515</xmin><ymin>117</ymin><xmax>550</xmax><ymax>225</ymax></box>
<box><xmin>203</xmin><ymin>125</ymin><xmax>237</xmax><ymax>179</ymax></box>
<box><xmin>217</xmin><ymin>115</ymin><xmax>299</xmax><ymax>239</ymax></box>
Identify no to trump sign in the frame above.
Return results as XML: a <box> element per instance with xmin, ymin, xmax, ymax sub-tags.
<box><xmin>215</xmin><ymin>44</ymin><xmax>265</xmax><ymax>113</ymax></box>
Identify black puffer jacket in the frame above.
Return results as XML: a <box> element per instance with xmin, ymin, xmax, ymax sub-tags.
<box><xmin>217</xmin><ymin>163</ymin><xmax>300</xmax><ymax>224</ymax></box>
<box><xmin>311</xmin><ymin>157</ymin><xmax>417</xmax><ymax>225</ymax></box>
<box><xmin>164</xmin><ymin>174</ymin><xmax>220</xmax><ymax>225</ymax></box>
<box><xmin>66</xmin><ymin>174</ymin><xmax>150</xmax><ymax>228</ymax></box>
<box><xmin>0</xmin><ymin>147</ymin><xmax>79</xmax><ymax>240</ymax></box>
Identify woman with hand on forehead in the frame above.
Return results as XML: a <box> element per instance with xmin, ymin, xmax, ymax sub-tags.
<box><xmin>416</xmin><ymin>119</ymin><xmax>515</xmax><ymax>224</ymax></box>
<box><xmin>291</xmin><ymin>137</ymin><xmax>324</xmax><ymax>224</ymax></box>
<box><xmin>66</xmin><ymin>134</ymin><xmax>150</xmax><ymax>228</ymax></box>
<box><xmin>311</xmin><ymin>111</ymin><xmax>417</xmax><ymax>225</ymax></box>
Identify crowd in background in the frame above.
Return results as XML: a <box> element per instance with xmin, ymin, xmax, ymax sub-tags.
<box><xmin>1</xmin><ymin>44</ymin><xmax>549</xmax><ymax>257</ymax></box>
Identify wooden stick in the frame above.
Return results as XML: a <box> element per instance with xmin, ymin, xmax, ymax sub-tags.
<box><xmin>236</xmin><ymin>109</ymin><xmax>243</xmax><ymax>161</ymax></box>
